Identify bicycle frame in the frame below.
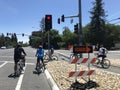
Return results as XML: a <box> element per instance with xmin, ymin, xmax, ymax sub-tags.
<box><xmin>43</xmin><ymin>52</ymin><xmax>58</xmax><ymax>61</ymax></box>
<box><xmin>36</xmin><ymin>60</ymin><xmax>44</xmax><ymax>74</ymax></box>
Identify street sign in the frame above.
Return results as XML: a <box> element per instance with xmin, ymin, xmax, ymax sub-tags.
<box><xmin>73</xmin><ymin>46</ymin><xmax>93</xmax><ymax>53</ymax></box>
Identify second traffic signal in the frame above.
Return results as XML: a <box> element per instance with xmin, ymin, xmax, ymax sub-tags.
<box><xmin>58</xmin><ymin>18</ymin><xmax>60</xmax><ymax>24</ymax></box>
<box><xmin>61</xmin><ymin>15</ymin><xmax>64</xmax><ymax>22</ymax></box>
<box><xmin>45</xmin><ymin>15</ymin><xmax>52</xmax><ymax>31</ymax></box>
<box><xmin>22</xmin><ymin>33</ymin><xmax>24</xmax><ymax>37</ymax></box>
<box><xmin>74</xmin><ymin>23</ymin><xmax>78</xmax><ymax>34</ymax></box>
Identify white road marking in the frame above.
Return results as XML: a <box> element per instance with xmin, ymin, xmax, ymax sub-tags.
<box><xmin>0</xmin><ymin>61</ymin><xmax>7</xmax><ymax>68</ymax></box>
<box><xmin>15</xmin><ymin>66</ymin><xmax>26</xmax><ymax>90</ymax></box>
<box><xmin>0</xmin><ymin>61</ymin><xmax>35</xmax><ymax>90</ymax></box>
<box><xmin>0</xmin><ymin>61</ymin><xmax>35</xmax><ymax>65</ymax></box>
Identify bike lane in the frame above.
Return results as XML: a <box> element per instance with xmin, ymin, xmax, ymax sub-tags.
<box><xmin>0</xmin><ymin>62</ymin><xmax>19</xmax><ymax>90</ymax></box>
<box><xmin>20</xmin><ymin>64</ymin><xmax>52</xmax><ymax>90</ymax></box>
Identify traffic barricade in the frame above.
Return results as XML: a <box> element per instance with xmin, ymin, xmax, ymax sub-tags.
<box><xmin>68</xmin><ymin>45</ymin><xmax>98</xmax><ymax>89</ymax></box>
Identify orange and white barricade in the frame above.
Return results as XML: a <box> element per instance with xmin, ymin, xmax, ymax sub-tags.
<box><xmin>69</xmin><ymin>57</ymin><xmax>96</xmax><ymax>64</ymax></box>
<box><xmin>69</xmin><ymin>70</ymin><xmax>96</xmax><ymax>77</ymax></box>
<box><xmin>69</xmin><ymin>57</ymin><xmax>96</xmax><ymax>78</ymax></box>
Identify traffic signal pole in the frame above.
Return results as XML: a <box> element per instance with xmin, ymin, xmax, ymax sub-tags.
<box><xmin>48</xmin><ymin>30</ymin><xmax>50</xmax><ymax>61</ymax></box>
<box><xmin>60</xmin><ymin>0</ymin><xmax>83</xmax><ymax>47</ymax></box>
<box><xmin>74</xmin><ymin>0</ymin><xmax>83</xmax><ymax>83</ymax></box>
<box><xmin>78</xmin><ymin>0</ymin><xmax>83</xmax><ymax>60</ymax></box>
<box><xmin>78</xmin><ymin>0</ymin><xmax>83</xmax><ymax>46</ymax></box>
<box><xmin>45</xmin><ymin>15</ymin><xmax>52</xmax><ymax>61</ymax></box>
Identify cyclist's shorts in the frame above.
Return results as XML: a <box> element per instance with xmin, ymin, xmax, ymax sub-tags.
<box><xmin>98</xmin><ymin>55</ymin><xmax>106</xmax><ymax>58</ymax></box>
<box><xmin>37</xmin><ymin>57</ymin><xmax>43</xmax><ymax>62</ymax></box>
<box><xmin>14</xmin><ymin>58</ymin><xmax>20</xmax><ymax>64</ymax></box>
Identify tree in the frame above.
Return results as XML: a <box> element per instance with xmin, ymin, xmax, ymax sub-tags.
<box><xmin>88</xmin><ymin>0</ymin><xmax>107</xmax><ymax>46</ymax></box>
<box><xmin>0</xmin><ymin>33</ymin><xmax>5</xmax><ymax>47</ymax></box>
<box><xmin>40</xmin><ymin>17</ymin><xmax>45</xmax><ymax>32</ymax></box>
<box><xmin>11</xmin><ymin>34</ymin><xmax>17</xmax><ymax>42</ymax></box>
<box><xmin>62</xmin><ymin>27</ymin><xmax>77</xmax><ymax>48</ymax></box>
<box><xmin>104</xmin><ymin>24</ymin><xmax>120</xmax><ymax>49</ymax></box>
<box><xmin>49</xmin><ymin>29</ymin><xmax>61</xmax><ymax>49</ymax></box>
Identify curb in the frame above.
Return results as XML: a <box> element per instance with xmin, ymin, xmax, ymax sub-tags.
<box><xmin>44</xmin><ymin>69</ymin><xmax>60</xmax><ymax>90</ymax></box>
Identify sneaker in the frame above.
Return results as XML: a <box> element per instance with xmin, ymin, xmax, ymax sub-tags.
<box><xmin>14</xmin><ymin>72</ymin><xmax>19</xmax><ymax>77</ymax></box>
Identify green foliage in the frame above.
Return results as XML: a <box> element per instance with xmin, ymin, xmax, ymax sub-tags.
<box><xmin>89</xmin><ymin>0</ymin><xmax>106</xmax><ymax>45</ymax></box>
<box><xmin>59</xmin><ymin>27</ymin><xmax>77</xmax><ymax>49</ymax></box>
<box><xmin>0</xmin><ymin>34</ymin><xmax>5</xmax><ymax>47</ymax></box>
<box><xmin>0</xmin><ymin>33</ymin><xmax>18</xmax><ymax>48</ymax></box>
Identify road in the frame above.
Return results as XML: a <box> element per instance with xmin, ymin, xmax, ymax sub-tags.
<box><xmin>0</xmin><ymin>47</ymin><xmax>52</xmax><ymax>90</ymax></box>
<box><xmin>0</xmin><ymin>47</ymin><xmax>120</xmax><ymax>90</ymax></box>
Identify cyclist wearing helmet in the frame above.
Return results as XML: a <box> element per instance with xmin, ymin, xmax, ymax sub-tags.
<box><xmin>14</xmin><ymin>44</ymin><xmax>26</xmax><ymax>75</ymax></box>
<box><xmin>98</xmin><ymin>45</ymin><xmax>108</xmax><ymax>64</ymax></box>
<box><xmin>35</xmin><ymin>45</ymin><xmax>45</xmax><ymax>70</ymax></box>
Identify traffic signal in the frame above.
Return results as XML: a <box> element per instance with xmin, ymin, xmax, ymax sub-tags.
<box><xmin>74</xmin><ymin>23</ymin><xmax>78</xmax><ymax>34</ymax></box>
<box><xmin>61</xmin><ymin>15</ymin><xmax>64</xmax><ymax>22</ymax></box>
<box><xmin>45</xmin><ymin>15</ymin><xmax>52</xmax><ymax>31</ymax></box>
<box><xmin>58</xmin><ymin>18</ymin><xmax>60</xmax><ymax>24</ymax></box>
<box><xmin>7</xmin><ymin>33</ymin><xmax>9</xmax><ymax>36</ymax></box>
<box><xmin>22</xmin><ymin>33</ymin><xmax>24</xmax><ymax>37</ymax></box>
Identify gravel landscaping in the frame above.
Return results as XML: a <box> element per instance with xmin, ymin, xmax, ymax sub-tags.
<box><xmin>46</xmin><ymin>60</ymin><xmax>120</xmax><ymax>90</ymax></box>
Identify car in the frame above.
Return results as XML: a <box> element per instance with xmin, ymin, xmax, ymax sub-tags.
<box><xmin>0</xmin><ymin>46</ymin><xmax>6</xmax><ymax>49</ymax></box>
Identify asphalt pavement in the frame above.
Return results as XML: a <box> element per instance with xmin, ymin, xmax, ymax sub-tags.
<box><xmin>0</xmin><ymin>47</ymin><xmax>120</xmax><ymax>90</ymax></box>
<box><xmin>0</xmin><ymin>47</ymin><xmax>59</xmax><ymax>90</ymax></box>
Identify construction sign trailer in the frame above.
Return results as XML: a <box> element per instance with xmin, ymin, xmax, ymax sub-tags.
<box><xmin>73</xmin><ymin>46</ymin><xmax>93</xmax><ymax>53</ymax></box>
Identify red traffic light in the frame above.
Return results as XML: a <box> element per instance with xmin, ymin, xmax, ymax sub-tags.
<box><xmin>47</xmin><ymin>16</ymin><xmax>51</xmax><ymax>20</ymax></box>
<box><xmin>45</xmin><ymin>15</ymin><xmax>52</xmax><ymax>31</ymax></box>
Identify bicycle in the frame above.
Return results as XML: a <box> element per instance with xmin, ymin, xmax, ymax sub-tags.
<box><xmin>92</xmin><ymin>53</ymin><xmax>111</xmax><ymax>69</ymax></box>
<box><xmin>70</xmin><ymin>53</ymin><xmax>81</xmax><ymax>59</ymax></box>
<box><xmin>35</xmin><ymin>60</ymin><xmax>45</xmax><ymax>74</ymax></box>
<box><xmin>43</xmin><ymin>52</ymin><xmax>58</xmax><ymax>61</ymax></box>
<box><xmin>15</xmin><ymin>58</ymin><xmax>25</xmax><ymax>77</ymax></box>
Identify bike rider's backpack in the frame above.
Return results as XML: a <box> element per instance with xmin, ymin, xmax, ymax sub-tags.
<box><xmin>102</xmin><ymin>48</ymin><xmax>105</xmax><ymax>55</ymax></box>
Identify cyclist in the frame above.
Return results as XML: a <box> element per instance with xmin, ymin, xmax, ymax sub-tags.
<box><xmin>97</xmin><ymin>45</ymin><xmax>108</xmax><ymax>64</ymax></box>
<box><xmin>50</xmin><ymin>45</ymin><xmax>54</xmax><ymax>55</ymax></box>
<box><xmin>14</xmin><ymin>44</ymin><xmax>26</xmax><ymax>75</ymax></box>
<box><xmin>35</xmin><ymin>45</ymin><xmax>45</xmax><ymax>70</ymax></box>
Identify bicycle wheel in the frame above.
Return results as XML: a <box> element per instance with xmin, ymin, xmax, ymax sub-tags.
<box><xmin>92</xmin><ymin>58</ymin><xmax>100</xmax><ymax>67</ymax></box>
<box><xmin>19</xmin><ymin>60</ymin><xmax>24</xmax><ymax>70</ymax></box>
<box><xmin>40</xmin><ymin>61</ymin><xmax>44</xmax><ymax>73</ymax></box>
<box><xmin>102</xmin><ymin>59</ymin><xmax>110</xmax><ymax>69</ymax></box>
<box><xmin>70</xmin><ymin>54</ymin><xmax>78</xmax><ymax>59</ymax></box>
<box><xmin>36</xmin><ymin>64</ymin><xmax>41</xmax><ymax>74</ymax></box>
<box><xmin>51</xmin><ymin>55</ymin><xmax>58</xmax><ymax>61</ymax></box>
<box><xmin>43</xmin><ymin>54</ymin><xmax>49</xmax><ymax>60</ymax></box>
<box><xmin>16</xmin><ymin>63</ymin><xmax>21</xmax><ymax>76</ymax></box>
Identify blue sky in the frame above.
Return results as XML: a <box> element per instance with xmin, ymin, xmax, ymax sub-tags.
<box><xmin>0</xmin><ymin>0</ymin><xmax>120</xmax><ymax>43</ymax></box>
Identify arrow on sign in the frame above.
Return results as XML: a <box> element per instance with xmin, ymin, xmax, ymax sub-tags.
<box><xmin>73</xmin><ymin>46</ymin><xmax>93</xmax><ymax>53</ymax></box>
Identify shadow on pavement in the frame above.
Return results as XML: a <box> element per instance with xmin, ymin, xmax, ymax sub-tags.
<box><xmin>8</xmin><ymin>73</ymin><xmax>20</xmax><ymax>79</ymax></box>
